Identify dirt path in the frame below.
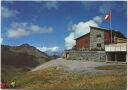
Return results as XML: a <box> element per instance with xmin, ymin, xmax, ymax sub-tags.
<box><xmin>31</xmin><ymin>58</ymin><xmax>119</xmax><ymax>73</ymax></box>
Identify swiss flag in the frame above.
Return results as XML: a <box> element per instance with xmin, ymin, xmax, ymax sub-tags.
<box><xmin>104</xmin><ymin>12</ymin><xmax>111</xmax><ymax>21</ymax></box>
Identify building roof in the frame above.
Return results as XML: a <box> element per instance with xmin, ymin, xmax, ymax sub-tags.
<box><xmin>74</xmin><ymin>33</ymin><xmax>90</xmax><ymax>40</ymax></box>
<box><xmin>75</xmin><ymin>26</ymin><xmax>126</xmax><ymax>40</ymax></box>
<box><xmin>90</xmin><ymin>26</ymin><xmax>126</xmax><ymax>38</ymax></box>
<box><xmin>90</xmin><ymin>26</ymin><xmax>112</xmax><ymax>31</ymax></box>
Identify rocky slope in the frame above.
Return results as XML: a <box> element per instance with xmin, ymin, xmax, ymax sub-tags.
<box><xmin>1</xmin><ymin>44</ymin><xmax>50</xmax><ymax>68</ymax></box>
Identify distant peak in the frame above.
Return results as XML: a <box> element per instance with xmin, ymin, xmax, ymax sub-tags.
<box><xmin>20</xmin><ymin>43</ymin><xmax>30</xmax><ymax>47</ymax></box>
<box><xmin>19</xmin><ymin>43</ymin><xmax>37</xmax><ymax>50</ymax></box>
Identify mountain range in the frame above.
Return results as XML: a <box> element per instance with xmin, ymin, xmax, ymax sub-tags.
<box><xmin>1</xmin><ymin>44</ymin><xmax>51</xmax><ymax>68</ymax></box>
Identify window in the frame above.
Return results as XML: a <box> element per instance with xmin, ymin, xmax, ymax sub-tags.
<box><xmin>97</xmin><ymin>43</ymin><xmax>101</xmax><ymax>47</ymax></box>
<box><xmin>97</xmin><ymin>34</ymin><xmax>101</xmax><ymax>38</ymax></box>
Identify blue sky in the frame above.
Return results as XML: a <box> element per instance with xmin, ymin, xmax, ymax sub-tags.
<box><xmin>1</xmin><ymin>1</ymin><xmax>127</xmax><ymax>52</ymax></box>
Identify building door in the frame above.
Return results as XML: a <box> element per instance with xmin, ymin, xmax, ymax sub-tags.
<box><xmin>116</xmin><ymin>52</ymin><xmax>126</xmax><ymax>62</ymax></box>
<box><xmin>107</xmin><ymin>52</ymin><xmax>115</xmax><ymax>61</ymax></box>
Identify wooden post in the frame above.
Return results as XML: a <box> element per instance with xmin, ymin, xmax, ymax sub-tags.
<box><xmin>106</xmin><ymin>53</ymin><xmax>108</xmax><ymax>62</ymax></box>
<box><xmin>126</xmin><ymin>53</ymin><xmax>127</xmax><ymax>63</ymax></box>
<box><xmin>115</xmin><ymin>52</ymin><xmax>117</xmax><ymax>63</ymax></box>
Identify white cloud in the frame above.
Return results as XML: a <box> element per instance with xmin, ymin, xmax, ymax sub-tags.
<box><xmin>93</xmin><ymin>16</ymin><xmax>103</xmax><ymax>24</ymax></box>
<box><xmin>31</xmin><ymin>25</ymin><xmax>40</xmax><ymax>32</ymax></box>
<box><xmin>31</xmin><ymin>25</ymin><xmax>53</xmax><ymax>33</ymax></box>
<box><xmin>37</xmin><ymin>46</ymin><xmax>59</xmax><ymax>52</ymax></box>
<box><xmin>65</xmin><ymin>32</ymin><xmax>75</xmax><ymax>49</ymax></box>
<box><xmin>67</xmin><ymin>21</ymin><xmax>74</xmax><ymax>31</ymax></box>
<box><xmin>7</xmin><ymin>22</ymin><xmax>53</xmax><ymax>38</ymax></box>
<box><xmin>45</xmin><ymin>1</ymin><xmax>59</xmax><ymax>9</ymax></box>
<box><xmin>8</xmin><ymin>28</ymin><xmax>30</xmax><ymax>38</ymax></box>
<box><xmin>65</xmin><ymin>16</ymin><xmax>102</xmax><ymax>49</ymax></box>
<box><xmin>1</xmin><ymin>6</ymin><xmax>19</xmax><ymax>18</ymax></box>
<box><xmin>72</xmin><ymin>20</ymin><xmax>99</xmax><ymax>38</ymax></box>
<box><xmin>0</xmin><ymin>37</ymin><xmax>3</xmax><ymax>44</ymax></box>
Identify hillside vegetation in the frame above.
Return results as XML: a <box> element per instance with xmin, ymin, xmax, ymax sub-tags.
<box><xmin>1</xmin><ymin>44</ymin><xmax>51</xmax><ymax>80</ymax></box>
<box><xmin>13</xmin><ymin>66</ymin><xmax>126</xmax><ymax>90</ymax></box>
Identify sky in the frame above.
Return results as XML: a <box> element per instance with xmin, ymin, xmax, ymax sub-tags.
<box><xmin>1</xmin><ymin>1</ymin><xmax>127</xmax><ymax>52</ymax></box>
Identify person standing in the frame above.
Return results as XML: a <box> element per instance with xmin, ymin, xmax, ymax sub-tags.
<box><xmin>10</xmin><ymin>80</ymin><xmax>16</xmax><ymax>88</ymax></box>
<box><xmin>1</xmin><ymin>80</ymin><xmax>6</xmax><ymax>89</ymax></box>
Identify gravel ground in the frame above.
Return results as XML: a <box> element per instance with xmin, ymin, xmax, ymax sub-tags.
<box><xmin>31</xmin><ymin>58</ymin><xmax>125</xmax><ymax>74</ymax></box>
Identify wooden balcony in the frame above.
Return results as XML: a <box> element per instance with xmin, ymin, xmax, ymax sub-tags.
<box><xmin>105</xmin><ymin>43</ymin><xmax>127</xmax><ymax>52</ymax></box>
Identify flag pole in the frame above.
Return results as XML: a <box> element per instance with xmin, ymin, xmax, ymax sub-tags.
<box><xmin>110</xmin><ymin>10</ymin><xmax>112</xmax><ymax>44</ymax></box>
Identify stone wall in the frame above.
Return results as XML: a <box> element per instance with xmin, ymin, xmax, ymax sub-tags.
<box><xmin>90</xmin><ymin>28</ymin><xmax>105</xmax><ymax>50</ymax></box>
<box><xmin>63</xmin><ymin>51</ymin><xmax>106</xmax><ymax>62</ymax></box>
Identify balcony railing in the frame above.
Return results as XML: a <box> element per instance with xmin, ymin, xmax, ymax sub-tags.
<box><xmin>105</xmin><ymin>43</ymin><xmax>127</xmax><ymax>52</ymax></box>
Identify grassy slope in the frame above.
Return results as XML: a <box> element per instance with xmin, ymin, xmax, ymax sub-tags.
<box><xmin>13</xmin><ymin>65</ymin><xmax>126</xmax><ymax>90</ymax></box>
<box><xmin>1</xmin><ymin>45</ymin><xmax>51</xmax><ymax>81</ymax></box>
<box><xmin>95</xmin><ymin>65</ymin><xmax>127</xmax><ymax>70</ymax></box>
<box><xmin>1</xmin><ymin>57</ymin><xmax>50</xmax><ymax>81</ymax></box>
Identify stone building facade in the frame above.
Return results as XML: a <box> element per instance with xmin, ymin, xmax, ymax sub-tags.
<box><xmin>90</xmin><ymin>27</ymin><xmax>105</xmax><ymax>50</ymax></box>
<box><xmin>63</xmin><ymin>26</ymin><xmax>127</xmax><ymax>62</ymax></box>
<box><xmin>63</xmin><ymin>51</ymin><xmax>106</xmax><ymax>62</ymax></box>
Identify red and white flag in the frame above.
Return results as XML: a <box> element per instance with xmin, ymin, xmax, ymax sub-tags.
<box><xmin>104</xmin><ymin>12</ymin><xmax>111</xmax><ymax>21</ymax></box>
